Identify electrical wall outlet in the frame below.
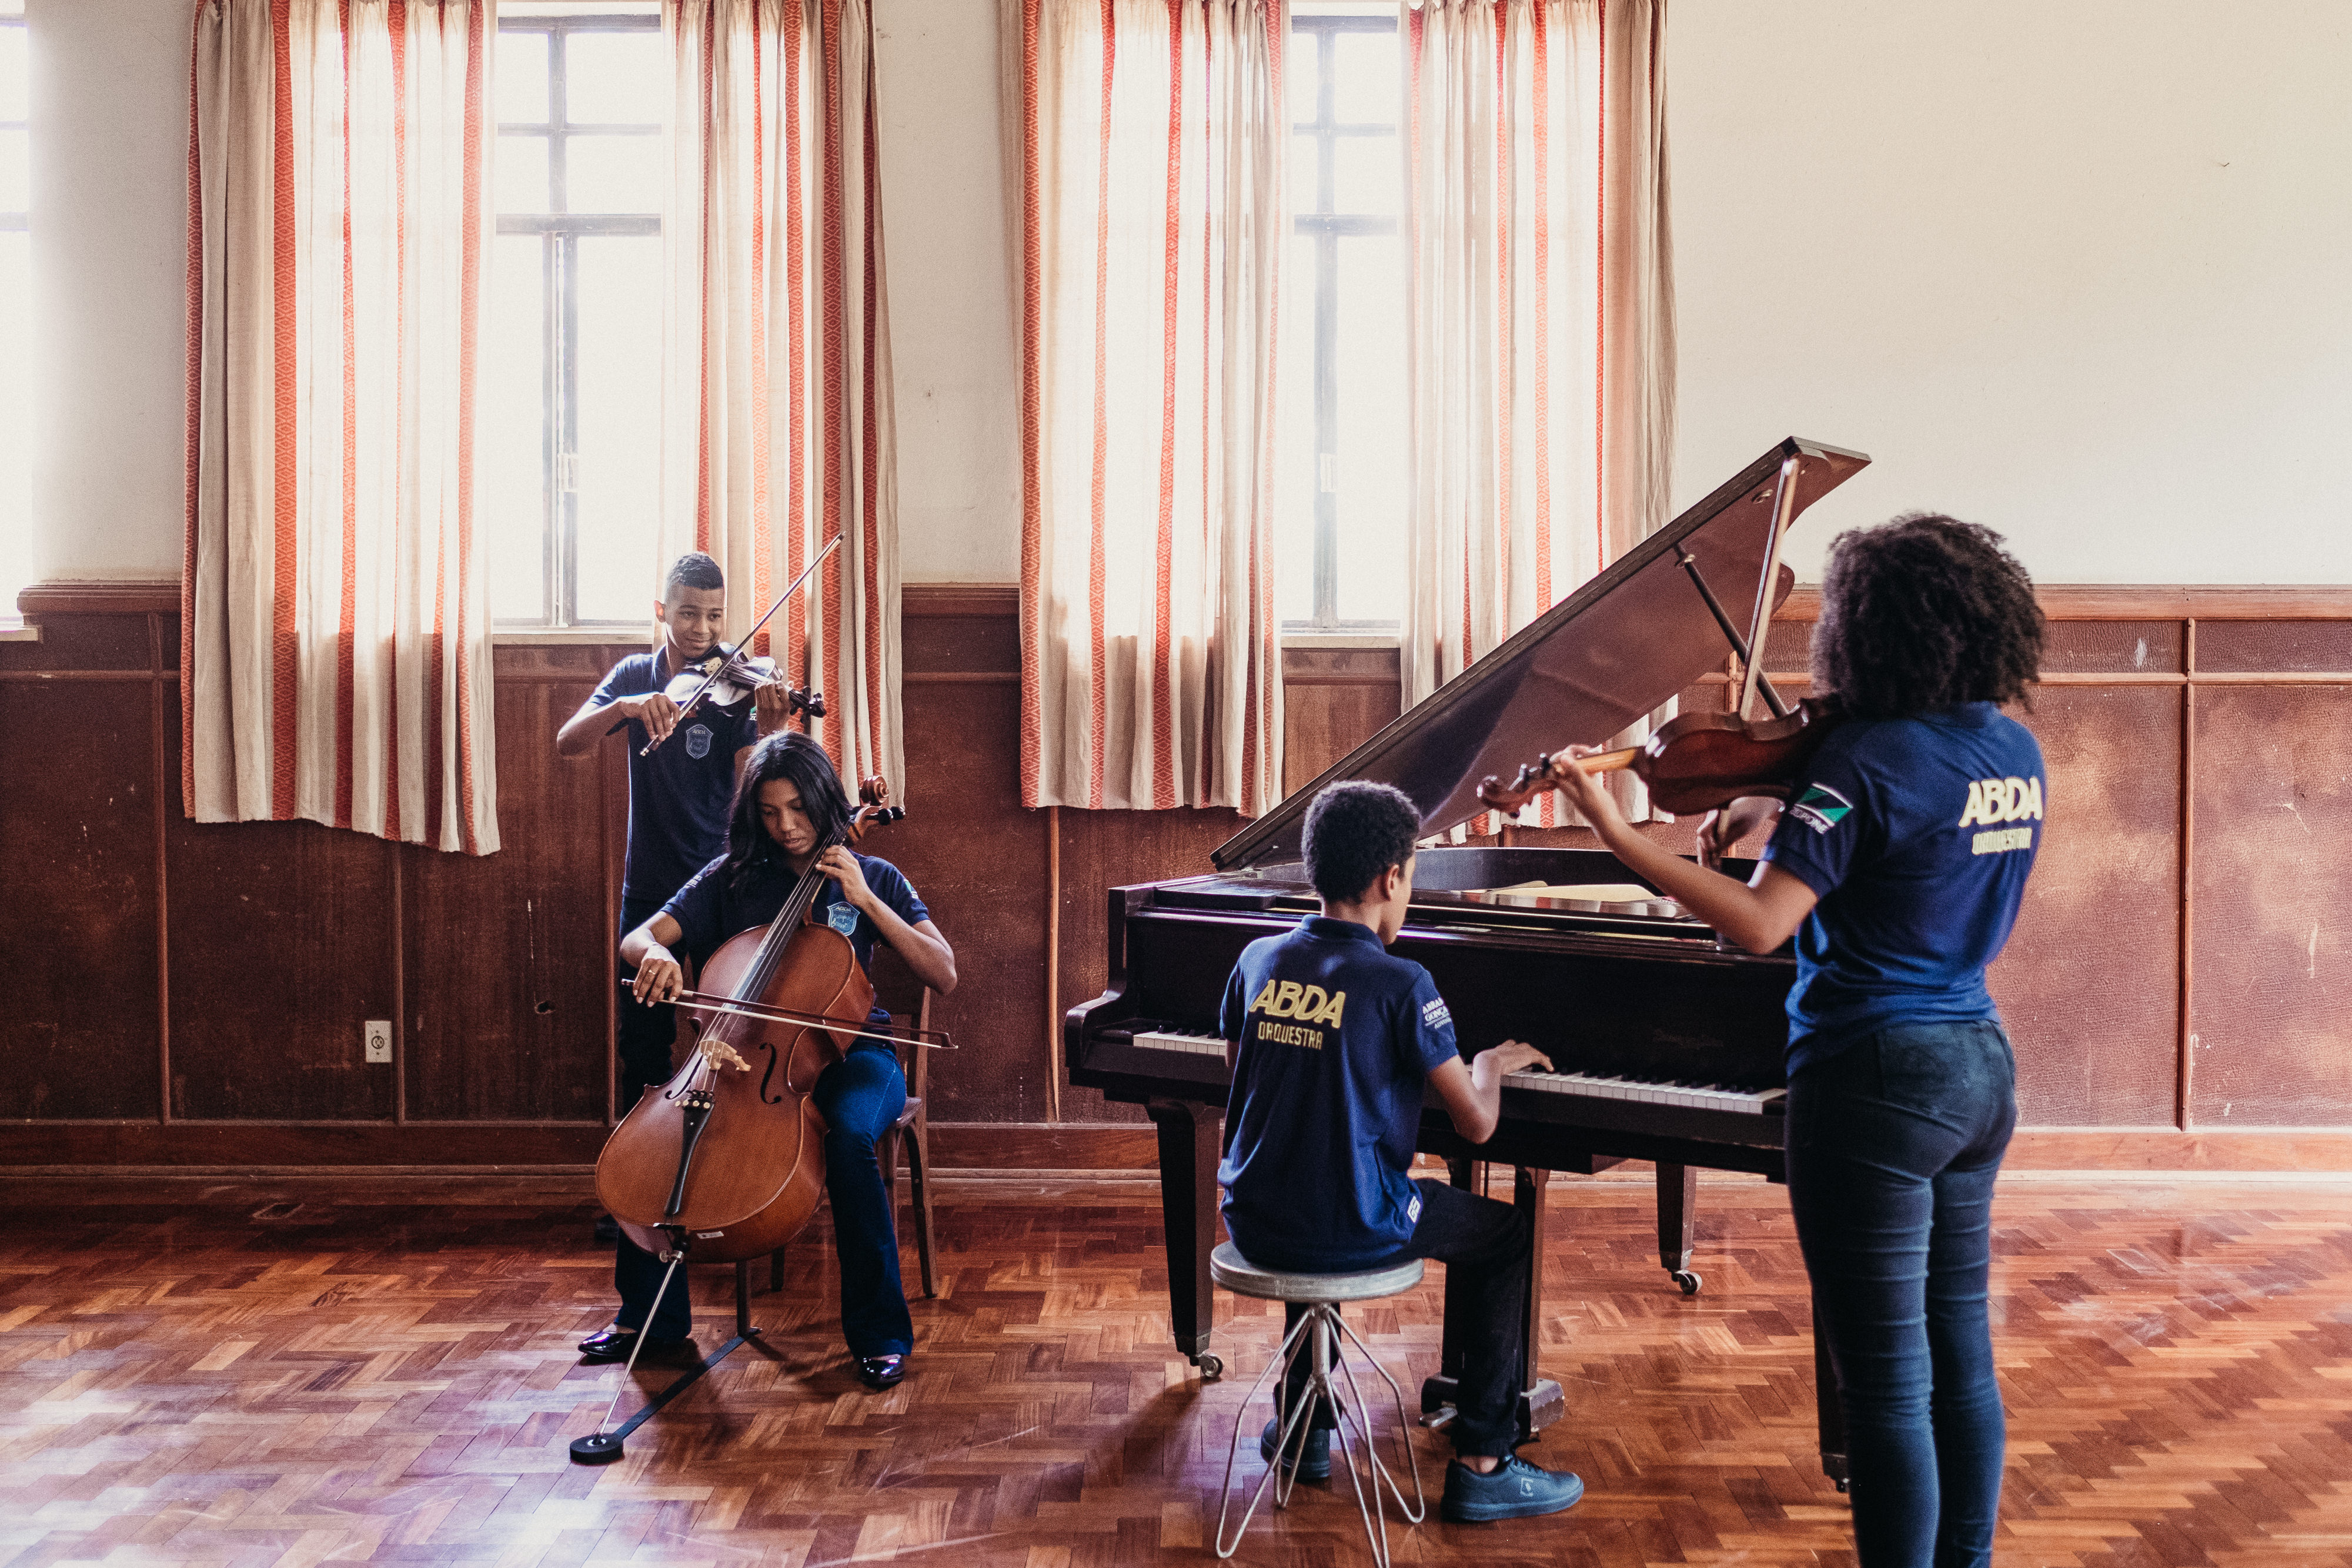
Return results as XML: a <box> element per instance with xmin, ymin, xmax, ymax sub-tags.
<box><xmin>365</xmin><ymin>1020</ymin><xmax>393</xmax><ymax>1064</ymax></box>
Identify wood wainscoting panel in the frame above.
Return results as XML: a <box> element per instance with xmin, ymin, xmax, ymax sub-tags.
<box><xmin>400</xmin><ymin>646</ymin><xmax>624</xmax><ymax>1124</ymax></box>
<box><xmin>1280</xmin><ymin>644</ymin><xmax>1402</xmax><ymax>792</ymax></box>
<box><xmin>164</xmin><ymin>807</ymin><xmax>399</xmax><ymax>1121</ymax></box>
<box><xmin>1994</xmin><ymin>684</ymin><xmax>2183</xmax><ymax>1125</ymax></box>
<box><xmin>2189</xmin><ymin>683</ymin><xmax>2352</xmax><ymax>1125</ymax></box>
<box><xmin>0</xmin><ymin>680</ymin><xmax>163</xmax><ymax>1119</ymax></box>
<box><xmin>1056</xmin><ymin>805</ymin><xmax>1244</xmax><ymax>1124</ymax></box>
<box><xmin>891</xmin><ymin>674</ymin><xmax>1053</xmax><ymax>1121</ymax></box>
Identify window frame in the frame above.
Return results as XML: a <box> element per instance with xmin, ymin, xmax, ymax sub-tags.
<box><xmin>1286</xmin><ymin>8</ymin><xmax>1399</xmax><ymax>636</ymax></box>
<box><xmin>493</xmin><ymin>9</ymin><xmax>662</xmax><ymax>630</ymax></box>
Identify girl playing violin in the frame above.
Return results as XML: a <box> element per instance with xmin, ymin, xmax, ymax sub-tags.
<box><xmin>593</xmin><ymin>731</ymin><xmax>957</xmax><ymax>1390</ymax></box>
<box><xmin>1546</xmin><ymin>514</ymin><xmax>2045</xmax><ymax>1568</ymax></box>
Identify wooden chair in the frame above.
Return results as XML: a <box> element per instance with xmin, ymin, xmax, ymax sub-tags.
<box><xmin>764</xmin><ymin>947</ymin><xmax>938</xmax><ymax>1299</ymax></box>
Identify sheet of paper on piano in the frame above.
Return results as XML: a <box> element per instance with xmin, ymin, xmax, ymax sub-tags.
<box><xmin>1468</xmin><ymin>880</ymin><xmax>1686</xmax><ymax>915</ymax></box>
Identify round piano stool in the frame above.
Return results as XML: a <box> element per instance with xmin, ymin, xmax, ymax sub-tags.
<box><xmin>1208</xmin><ymin>1243</ymin><xmax>1428</xmax><ymax>1567</ymax></box>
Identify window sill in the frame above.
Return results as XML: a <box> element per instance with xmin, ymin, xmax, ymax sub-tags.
<box><xmin>0</xmin><ymin>618</ymin><xmax>38</xmax><ymax>643</ymax></box>
<box><xmin>1281</xmin><ymin>632</ymin><xmax>1398</xmax><ymax>650</ymax></box>
<box><xmin>492</xmin><ymin>627</ymin><xmax>649</xmax><ymax>646</ymax></box>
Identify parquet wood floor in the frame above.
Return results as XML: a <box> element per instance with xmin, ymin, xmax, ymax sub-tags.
<box><xmin>2</xmin><ymin>1171</ymin><xmax>2350</xmax><ymax>1567</ymax></box>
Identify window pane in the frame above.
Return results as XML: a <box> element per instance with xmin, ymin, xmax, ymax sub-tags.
<box><xmin>565</xmin><ymin>31</ymin><xmax>665</xmax><ymax>126</ymax></box>
<box><xmin>496</xmin><ymin>28</ymin><xmax>550</xmax><ymax>125</ymax></box>
<box><xmin>1332</xmin><ymin>132</ymin><xmax>1395</xmax><ymax>217</ymax></box>
<box><xmin>1288</xmin><ymin>126</ymin><xmax>1320</xmax><ymax>215</ymax></box>
<box><xmin>1287</xmin><ymin>30</ymin><xmax>1319</xmax><ymax>125</ymax></box>
<box><xmin>0</xmin><ymin>128</ymin><xmax>24</xmax><ymax>213</ymax></box>
<box><xmin>565</xmin><ymin>135</ymin><xmax>662</xmax><ymax>215</ymax></box>
<box><xmin>0</xmin><ymin>232</ymin><xmax>27</xmax><ymax>616</ymax></box>
<box><xmin>496</xmin><ymin>132</ymin><xmax>550</xmax><ymax>215</ymax></box>
<box><xmin>1274</xmin><ymin>231</ymin><xmax>1315</xmax><ymax>625</ymax></box>
<box><xmin>573</xmin><ymin>235</ymin><xmax>663</xmax><ymax>623</ymax></box>
<box><xmin>1332</xmin><ymin>30</ymin><xmax>1395</xmax><ymax>125</ymax></box>
<box><xmin>1334</xmin><ymin>234</ymin><xmax>1406</xmax><ymax>624</ymax></box>
<box><xmin>485</xmin><ymin>235</ymin><xmax>548</xmax><ymax>621</ymax></box>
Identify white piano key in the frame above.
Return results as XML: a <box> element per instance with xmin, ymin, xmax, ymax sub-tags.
<box><xmin>1502</xmin><ymin>1066</ymin><xmax>1785</xmax><ymax>1114</ymax></box>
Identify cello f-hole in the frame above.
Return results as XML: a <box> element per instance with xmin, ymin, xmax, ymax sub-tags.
<box><xmin>758</xmin><ymin>1039</ymin><xmax>785</xmax><ymax>1106</ymax></box>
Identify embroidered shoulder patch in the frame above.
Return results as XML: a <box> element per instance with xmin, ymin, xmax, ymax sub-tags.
<box><xmin>1788</xmin><ymin>782</ymin><xmax>1853</xmax><ymax>835</ymax></box>
<box><xmin>1421</xmin><ymin>996</ymin><xmax>1453</xmax><ymax>1031</ymax></box>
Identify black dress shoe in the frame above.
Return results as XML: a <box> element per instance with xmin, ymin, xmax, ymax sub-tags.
<box><xmin>856</xmin><ymin>1353</ymin><xmax>908</xmax><ymax>1390</ymax></box>
<box><xmin>577</xmin><ymin>1326</ymin><xmax>689</xmax><ymax>1363</ymax></box>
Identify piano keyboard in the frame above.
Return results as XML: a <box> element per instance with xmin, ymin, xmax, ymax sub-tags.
<box><xmin>1130</xmin><ymin>1027</ymin><xmax>1228</xmax><ymax>1058</ymax></box>
<box><xmin>1506</xmin><ymin>1068</ymin><xmax>1785</xmax><ymax>1115</ymax></box>
<box><xmin>1134</xmin><ymin>1025</ymin><xmax>1782</xmax><ymax>1115</ymax></box>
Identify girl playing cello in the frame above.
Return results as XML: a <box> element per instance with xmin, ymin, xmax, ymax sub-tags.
<box><xmin>590</xmin><ymin>732</ymin><xmax>957</xmax><ymax>1390</ymax></box>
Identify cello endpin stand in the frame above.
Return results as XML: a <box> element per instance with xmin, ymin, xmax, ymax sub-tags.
<box><xmin>570</xmin><ymin>1241</ymin><xmax>767</xmax><ymax>1466</ymax></box>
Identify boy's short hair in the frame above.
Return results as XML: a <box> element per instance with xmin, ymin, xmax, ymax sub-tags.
<box><xmin>665</xmin><ymin>551</ymin><xmax>725</xmax><ymax>596</ymax></box>
<box><xmin>1303</xmin><ymin>781</ymin><xmax>1422</xmax><ymax>903</ymax></box>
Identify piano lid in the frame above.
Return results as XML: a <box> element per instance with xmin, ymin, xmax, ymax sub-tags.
<box><xmin>1212</xmin><ymin>436</ymin><xmax>1870</xmax><ymax>871</ymax></box>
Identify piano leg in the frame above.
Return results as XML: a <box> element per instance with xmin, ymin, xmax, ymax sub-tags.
<box><xmin>1145</xmin><ymin>1097</ymin><xmax>1225</xmax><ymax>1379</ymax></box>
<box><xmin>1421</xmin><ymin>1162</ymin><xmax>1565</xmax><ymax>1443</ymax></box>
<box><xmin>1814</xmin><ymin>1300</ymin><xmax>1850</xmax><ymax>1491</ymax></box>
<box><xmin>1658</xmin><ymin>1162</ymin><xmax>1702</xmax><ymax>1295</ymax></box>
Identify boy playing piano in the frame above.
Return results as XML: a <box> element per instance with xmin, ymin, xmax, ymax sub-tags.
<box><xmin>1217</xmin><ymin>780</ymin><xmax>1585</xmax><ymax>1523</ymax></box>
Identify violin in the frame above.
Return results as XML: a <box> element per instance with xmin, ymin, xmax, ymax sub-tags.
<box><xmin>594</xmin><ymin>776</ymin><xmax>906</xmax><ymax>1267</ymax></box>
<box><xmin>1477</xmin><ymin>699</ymin><xmax>1847</xmax><ymax>819</ymax></box>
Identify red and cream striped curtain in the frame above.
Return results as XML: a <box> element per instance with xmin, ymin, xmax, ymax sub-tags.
<box><xmin>663</xmin><ymin>0</ymin><xmax>900</xmax><ymax>798</ymax></box>
<box><xmin>185</xmin><ymin>0</ymin><xmax>500</xmax><ymax>854</ymax></box>
<box><xmin>1014</xmin><ymin>0</ymin><xmax>1287</xmax><ymax>814</ymax></box>
<box><xmin>1403</xmin><ymin>0</ymin><xmax>1672</xmax><ymax>824</ymax></box>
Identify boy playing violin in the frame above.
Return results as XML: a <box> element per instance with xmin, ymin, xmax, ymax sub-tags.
<box><xmin>556</xmin><ymin>552</ymin><xmax>794</xmax><ymax>1119</ymax></box>
<box><xmin>1217</xmin><ymin>780</ymin><xmax>1585</xmax><ymax>1523</ymax></box>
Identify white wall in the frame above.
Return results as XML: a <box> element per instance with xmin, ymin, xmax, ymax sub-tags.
<box><xmin>875</xmin><ymin>0</ymin><xmax>1023</xmax><ymax>583</ymax></box>
<box><xmin>1669</xmin><ymin>1</ymin><xmax>2352</xmax><ymax>584</ymax></box>
<box><xmin>18</xmin><ymin>1</ymin><xmax>2351</xmax><ymax>593</ymax></box>
<box><xmin>22</xmin><ymin>0</ymin><xmax>189</xmax><ymax>589</ymax></box>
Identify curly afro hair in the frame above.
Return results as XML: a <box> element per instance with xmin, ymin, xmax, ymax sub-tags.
<box><xmin>1302</xmin><ymin>781</ymin><xmax>1422</xmax><ymax>904</ymax></box>
<box><xmin>1810</xmin><ymin>513</ymin><xmax>2043</xmax><ymax>720</ymax></box>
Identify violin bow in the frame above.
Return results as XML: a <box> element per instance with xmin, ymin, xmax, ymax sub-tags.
<box><xmin>667</xmin><ymin>988</ymin><xmax>957</xmax><ymax>1050</ymax></box>
<box><xmin>638</xmin><ymin>532</ymin><xmax>845</xmax><ymax>757</ymax></box>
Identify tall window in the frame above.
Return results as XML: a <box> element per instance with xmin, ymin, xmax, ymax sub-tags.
<box><xmin>1276</xmin><ymin>4</ymin><xmax>1403</xmax><ymax>633</ymax></box>
<box><xmin>0</xmin><ymin>1</ymin><xmax>28</xmax><ymax>619</ymax></box>
<box><xmin>487</xmin><ymin>6</ymin><xmax>663</xmax><ymax>628</ymax></box>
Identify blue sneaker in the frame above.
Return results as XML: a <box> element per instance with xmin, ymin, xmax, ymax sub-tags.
<box><xmin>1440</xmin><ymin>1454</ymin><xmax>1585</xmax><ymax>1522</ymax></box>
<box><xmin>1259</xmin><ymin>1415</ymin><xmax>1335</xmax><ymax>1482</ymax></box>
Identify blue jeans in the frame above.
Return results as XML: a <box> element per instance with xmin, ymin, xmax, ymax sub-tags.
<box><xmin>615</xmin><ymin>1042</ymin><xmax>915</xmax><ymax>1356</ymax></box>
<box><xmin>1787</xmin><ymin>1020</ymin><xmax>2017</xmax><ymax>1568</ymax></box>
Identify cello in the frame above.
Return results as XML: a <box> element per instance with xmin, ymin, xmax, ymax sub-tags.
<box><xmin>594</xmin><ymin>775</ymin><xmax>909</xmax><ymax>1269</ymax></box>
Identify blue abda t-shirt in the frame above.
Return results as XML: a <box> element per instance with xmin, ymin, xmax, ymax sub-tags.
<box><xmin>1760</xmin><ymin>702</ymin><xmax>2045</xmax><ymax>1071</ymax></box>
<box><xmin>1217</xmin><ymin>915</ymin><xmax>1460</xmax><ymax>1272</ymax></box>
<box><xmin>589</xmin><ymin>651</ymin><xmax>760</xmax><ymax>904</ymax></box>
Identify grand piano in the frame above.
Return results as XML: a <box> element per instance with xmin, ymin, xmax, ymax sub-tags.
<box><xmin>1064</xmin><ymin>437</ymin><xmax>1872</xmax><ymax>1486</ymax></box>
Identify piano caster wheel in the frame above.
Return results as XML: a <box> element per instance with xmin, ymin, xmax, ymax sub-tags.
<box><xmin>1196</xmin><ymin>1353</ymin><xmax>1224</xmax><ymax>1381</ymax></box>
<box><xmin>1672</xmin><ymin>1270</ymin><xmax>1702</xmax><ymax>1296</ymax></box>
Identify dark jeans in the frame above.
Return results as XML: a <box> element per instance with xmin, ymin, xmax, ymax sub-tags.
<box><xmin>1272</xmin><ymin>1178</ymin><xmax>1532</xmax><ymax>1461</ymax></box>
<box><xmin>1788</xmin><ymin>1020</ymin><xmax>2018</xmax><ymax>1568</ymax></box>
<box><xmin>615</xmin><ymin>1041</ymin><xmax>915</xmax><ymax>1356</ymax></box>
<box><xmin>616</xmin><ymin>894</ymin><xmax>679</xmax><ymax>1115</ymax></box>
